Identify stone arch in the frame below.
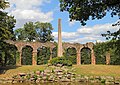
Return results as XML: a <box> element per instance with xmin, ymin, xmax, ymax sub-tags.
<box><xmin>37</xmin><ymin>45</ymin><xmax>51</xmax><ymax>65</ymax></box>
<box><xmin>5</xmin><ymin>40</ymin><xmax>96</xmax><ymax>65</ymax></box>
<box><xmin>79</xmin><ymin>42</ymin><xmax>95</xmax><ymax>65</ymax></box>
<box><xmin>5</xmin><ymin>40</ymin><xmax>56</xmax><ymax>65</ymax></box>
<box><xmin>80</xmin><ymin>47</ymin><xmax>92</xmax><ymax>64</ymax></box>
<box><xmin>65</xmin><ymin>47</ymin><xmax>77</xmax><ymax>64</ymax></box>
<box><xmin>62</xmin><ymin>43</ymin><xmax>77</xmax><ymax>55</ymax></box>
<box><xmin>21</xmin><ymin>45</ymin><xmax>33</xmax><ymax>65</ymax></box>
<box><xmin>66</xmin><ymin>47</ymin><xmax>77</xmax><ymax>55</ymax></box>
<box><xmin>5</xmin><ymin>44</ymin><xmax>18</xmax><ymax>66</ymax></box>
<box><xmin>51</xmin><ymin>47</ymin><xmax>57</xmax><ymax>58</ymax></box>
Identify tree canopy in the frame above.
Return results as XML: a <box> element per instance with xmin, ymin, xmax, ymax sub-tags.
<box><xmin>0</xmin><ymin>0</ymin><xmax>9</xmax><ymax>9</ymax></box>
<box><xmin>0</xmin><ymin>0</ymin><xmax>16</xmax><ymax>41</ymax></box>
<box><xmin>0</xmin><ymin>0</ymin><xmax>16</xmax><ymax>66</ymax></box>
<box><xmin>59</xmin><ymin>0</ymin><xmax>120</xmax><ymax>25</ymax></box>
<box><xmin>14</xmin><ymin>21</ymin><xmax>54</xmax><ymax>42</ymax></box>
<box><xmin>102</xmin><ymin>21</ymin><xmax>120</xmax><ymax>40</ymax></box>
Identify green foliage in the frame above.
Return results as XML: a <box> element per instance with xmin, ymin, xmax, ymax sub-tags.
<box><xmin>0</xmin><ymin>41</ymin><xmax>17</xmax><ymax>66</ymax></box>
<box><xmin>0</xmin><ymin>0</ymin><xmax>16</xmax><ymax>66</ymax></box>
<box><xmin>14</xmin><ymin>21</ymin><xmax>54</xmax><ymax>42</ymax></box>
<box><xmin>59</xmin><ymin>0</ymin><xmax>120</xmax><ymax>63</ymax></box>
<box><xmin>0</xmin><ymin>11</ymin><xmax>16</xmax><ymax>40</ymax></box>
<box><xmin>64</xmin><ymin>47</ymin><xmax>77</xmax><ymax>64</ymax></box>
<box><xmin>21</xmin><ymin>46</ymin><xmax>33</xmax><ymax>65</ymax></box>
<box><xmin>101</xmin><ymin>79</ymin><xmax>106</xmax><ymax>83</ymax></box>
<box><xmin>94</xmin><ymin>42</ymin><xmax>107</xmax><ymax>64</ymax></box>
<box><xmin>81</xmin><ymin>48</ymin><xmax>91</xmax><ymax>64</ymax></box>
<box><xmin>37</xmin><ymin>47</ymin><xmax>50</xmax><ymax>65</ymax></box>
<box><xmin>66</xmin><ymin>56</ymin><xmax>76</xmax><ymax>64</ymax></box>
<box><xmin>102</xmin><ymin>21</ymin><xmax>120</xmax><ymax>40</ymax></box>
<box><xmin>35</xmin><ymin>22</ymin><xmax>54</xmax><ymax>42</ymax></box>
<box><xmin>59</xmin><ymin>0</ymin><xmax>120</xmax><ymax>26</ymax></box>
<box><xmin>52</xmin><ymin>47</ymin><xmax>57</xmax><ymax>58</ymax></box>
<box><xmin>94</xmin><ymin>40</ymin><xmax>120</xmax><ymax>65</ymax></box>
<box><xmin>50</xmin><ymin>57</ymin><xmax>72</xmax><ymax>66</ymax></box>
<box><xmin>0</xmin><ymin>0</ymin><xmax>9</xmax><ymax>9</ymax></box>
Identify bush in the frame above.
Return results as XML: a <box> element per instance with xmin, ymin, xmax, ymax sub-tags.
<box><xmin>65</xmin><ymin>56</ymin><xmax>76</xmax><ymax>64</ymax></box>
<box><xmin>50</xmin><ymin>57</ymin><xmax>72</xmax><ymax>66</ymax></box>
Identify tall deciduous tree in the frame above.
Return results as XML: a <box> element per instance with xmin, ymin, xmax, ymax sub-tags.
<box><xmin>59</xmin><ymin>0</ymin><xmax>120</xmax><ymax>25</ymax></box>
<box><xmin>35</xmin><ymin>22</ymin><xmax>54</xmax><ymax>42</ymax></box>
<box><xmin>15</xmin><ymin>21</ymin><xmax>54</xmax><ymax>42</ymax></box>
<box><xmin>0</xmin><ymin>0</ymin><xmax>16</xmax><ymax>66</ymax></box>
<box><xmin>59</xmin><ymin>0</ymin><xmax>120</xmax><ymax>39</ymax></box>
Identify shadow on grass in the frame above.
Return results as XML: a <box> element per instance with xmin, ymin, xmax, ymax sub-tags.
<box><xmin>0</xmin><ymin>66</ymin><xmax>21</xmax><ymax>75</ymax></box>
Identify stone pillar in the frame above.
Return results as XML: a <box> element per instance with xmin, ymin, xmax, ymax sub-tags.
<box><xmin>77</xmin><ymin>52</ymin><xmax>81</xmax><ymax>65</ymax></box>
<box><xmin>50</xmin><ymin>48</ymin><xmax>52</xmax><ymax>60</ymax></box>
<box><xmin>91</xmin><ymin>50</ymin><xmax>96</xmax><ymax>65</ymax></box>
<box><xmin>16</xmin><ymin>51</ymin><xmax>22</xmax><ymax>66</ymax></box>
<box><xmin>106</xmin><ymin>52</ymin><xmax>110</xmax><ymax>65</ymax></box>
<box><xmin>57</xmin><ymin>18</ymin><xmax>63</xmax><ymax>57</ymax></box>
<box><xmin>32</xmin><ymin>51</ymin><xmax>37</xmax><ymax>65</ymax></box>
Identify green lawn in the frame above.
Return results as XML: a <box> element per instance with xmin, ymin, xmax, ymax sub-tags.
<box><xmin>0</xmin><ymin>65</ymin><xmax>46</xmax><ymax>78</ymax></box>
<box><xmin>0</xmin><ymin>65</ymin><xmax>120</xmax><ymax>78</ymax></box>
<box><xmin>74</xmin><ymin>65</ymin><xmax>120</xmax><ymax>77</ymax></box>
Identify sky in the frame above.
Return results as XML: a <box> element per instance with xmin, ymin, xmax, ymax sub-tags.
<box><xmin>5</xmin><ymin>0</ymin><xmax>119</xmax><ymax>44</ymax></box>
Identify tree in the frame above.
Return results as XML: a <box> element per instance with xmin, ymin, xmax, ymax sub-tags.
<box><xmin>0</xmin><ymin>0</ymin><xmax>16</xmax><ymax>66</ymax></box>
<box><xmin>94</xmin><ymin>41</ymin><xmax>120</xmax><ymax>65</ymax></box>
<box><xmin>24</xmin><ymin>22</ymin><xmax>37</xmax><ymax>41</ymax></box>
<box><xmin>102</xmin><ymin>21</ymin><xmax>120</xmax><ymax>40</ymax></box>
<box><xmin>59</xmin><ymin>0</ymin><xmax>120</xmax><ymax>39</ymax></box>
<box><xmin>35</xmin><ymin>22</ymin><xmax>54</xmax><ymax>42</ymax></box>
<box><xmin>0</xmin><ymin>11</ymin><xmax>16</xmax><ymax>41</ymax></box>
<box><xmin>0</xmin><ymin>0</ymin><xmax>9</xmax><ymax>9</ymax></box>
<box><xmin>59</xmin><ymin>0</ymin><xmax>120</xmax><ymax>25</ymax></box>
<box><xmin>14</xmin><ymin>28</ymin><xmax>26</xmax><ymax>40</ymax></box>
<box><xmin>15</xmin><ymin>21</ymin><xmax>54</xmax><ymax>42</ymax></box>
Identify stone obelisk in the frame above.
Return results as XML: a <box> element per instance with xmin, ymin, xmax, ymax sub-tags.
<box><xmin>58</xmin><ymin>18</ymin><xmax>63</xmax><ymax>57</ymax></box>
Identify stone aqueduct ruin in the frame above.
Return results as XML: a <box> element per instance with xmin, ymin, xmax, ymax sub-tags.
<box><xmin>6</xmin><ymin>19</ymin><xmax>110</xmax><ymax>66</ymax></box>
<box><xmin>6</xmin><ymin>40</ymin><xmax>95</xmax><ymax>66</ymax></box>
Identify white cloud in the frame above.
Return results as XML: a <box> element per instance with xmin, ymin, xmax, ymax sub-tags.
<box><xmin>52</xmin><ymin>32</ymin><xmax>79</xmax><ymax>40</ymax></box>
<box><xmin>6</xmin><ymin>0</ymin><xmax>53</xmax><ymax>29</ymax></box>
<box><xmin>77</xmin><ymin>23</ymin><xmax>119</xmax><ymax>36</ymax></box>
<box><xmin>69</xmin><ymin>20</ymin><xmax>76</xmax><ymax>26</ymax></box>
<box><xmin>53</xmin><ymin>22</ymin><xmax>119</xmax><ymax>44</ymax></box>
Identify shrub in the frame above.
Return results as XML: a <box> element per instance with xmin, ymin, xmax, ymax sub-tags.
<box><xmin>50</xmin><ymin>56</ymin><xmax>72</xmax><ymax>66</ymax></box>
<box><xmin>65</xmin><ymin>56</ymin><xmax>76</xmax><ymax>64</ymax></box>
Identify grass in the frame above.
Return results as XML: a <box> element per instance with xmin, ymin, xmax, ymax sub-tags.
<box><xmin>0</xmin><ymin>65</ymin><xmax>46</xmax><ymax>78</ymax></box>
<box><xmin>0</xmin><ymin>65</ymin><xmax>120</xmax><ymax>78</ymax></box>
<box><xmin>74</xmin><ymin>65</ymin><xmax>120</xmax><ymax>77</ymax></box>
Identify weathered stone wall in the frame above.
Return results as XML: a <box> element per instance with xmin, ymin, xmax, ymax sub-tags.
<box><xmin>6</xmin><ymin>40</ymin><xmax>96</xmax><ymax>66</ymax></box>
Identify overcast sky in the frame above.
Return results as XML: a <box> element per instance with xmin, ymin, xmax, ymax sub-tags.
<box><xmin>5</xmin><ymin>0</ymin><xmax>119</xmax><ymax>44</ymax></box>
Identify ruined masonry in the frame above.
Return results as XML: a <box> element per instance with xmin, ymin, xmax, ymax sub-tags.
<box><xmin>6</xmin><ymin>19</ymin><xmax>110</xmax><ymax>66</ymax></box>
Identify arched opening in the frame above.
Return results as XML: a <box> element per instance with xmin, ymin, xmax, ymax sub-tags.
<box><xmin>52</xmin><ymin>47</ymin><xmax>57</xmax><ymax>58</ymax></box>
<box><xmin>21</xmin><ymin>45</ymin><xmax>33</xmax><ymax>65</ymax></box>
<box><xmin>65</xmin><ymin>47</ymin><xmax>77</xmax><ymax>64</ymax></box>
<box><xmin>81</xmin><ymin>48</ymin><xmax>91</xmax><ymax>64</ymax></box>
<box><xmin>37</xmin><ymin>46</ymin><xmax>50</xmax><ymax>65</ymax></box>
<box><xmin>5</xmin><ymin>44</ymin><xmax>18</xmax><ymax>66</ymax></box>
